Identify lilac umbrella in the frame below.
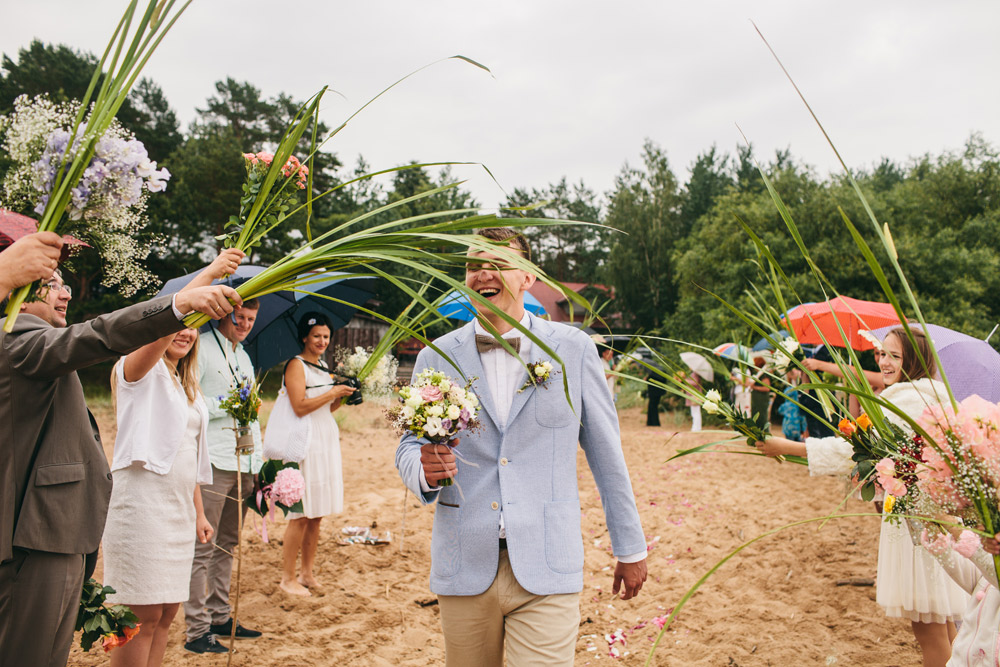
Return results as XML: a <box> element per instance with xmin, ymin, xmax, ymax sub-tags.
<box><xmin>872</xmin><ymin>324</ymin><xmax>1000</xmax><ymax>402</ymax></box>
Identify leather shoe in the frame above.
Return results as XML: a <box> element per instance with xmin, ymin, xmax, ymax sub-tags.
<box><xmin>210</xmin><ymin>618</ymin><xmax>262</xmax><ymax>639</ymax></box>
<box><xmin>184</xmin><ymin>632</ymin><xmax>228</xmax><ymax>654</ymax></box>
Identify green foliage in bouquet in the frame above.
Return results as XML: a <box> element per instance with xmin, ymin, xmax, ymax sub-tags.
<box><xmin>217</xmin><ymin>374</ymin><xmax>262</xmax><ymax>427</ymax></box>
<box><xmin>77</xmin><ymin>578</ymin><xmax>140</xmax><ymax>652</ymax></box>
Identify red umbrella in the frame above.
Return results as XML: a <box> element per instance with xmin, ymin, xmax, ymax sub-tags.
<box><xmin>782</xmin><ymin>296</ymin><xmax>902</xmax><ymax>350</ymax></box>
<box><xmin>0</xmin><ymin>209</ymin><xmax>88</xmax><ymax>262</ymax></box>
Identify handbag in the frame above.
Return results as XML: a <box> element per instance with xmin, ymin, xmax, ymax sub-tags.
<box><xmin>262</xmin><ymin>384</ymin><xmax>312</xmax><ymax>462</ymax></box>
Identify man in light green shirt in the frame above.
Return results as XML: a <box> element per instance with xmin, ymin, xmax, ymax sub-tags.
<box><xmin>184</xmin><ymin>300</ymin><xmax>264</xmax><ymax>653</ymax></box>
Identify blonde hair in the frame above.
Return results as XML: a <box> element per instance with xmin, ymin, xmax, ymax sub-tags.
<box><xmin>110</xmin><ymin>332</ymin><xmax>202</xmax><ymax>406</ymax></box>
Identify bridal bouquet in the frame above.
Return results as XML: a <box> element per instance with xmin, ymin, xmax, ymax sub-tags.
<box><xmin>1</xmin><ymin>0</ymin><xmax>192</xmax><ymax>330</ymax></box>
<box><xmin>770</xmin><ymin>336</ymin><xmax>805</xmax><ymax>377</ymax></box>
<box><xmin>915</xmin><ymin>396</ymin><xmax>1000</xmax><ymax>538</ymax></box>
<box><xmin>218</xmin><ymin>150</ymin><xmax>310</xmax><ymax>256</ymax></box>
<box><xmin>247</xmin><ymin>460</ymin><xmax>306</xmax><ymax>541</ymax></box>
<box><xmin>218</xmin><ymin>374</ymin><xmax>263</xmax><ymax>428</ymax></box>
<box><xmin>336</xmin><ymin>345</ymin><xmax>399</xmax><ymax>403</ymax></box>
<box><xmin>837</xmin><ymin>413</ymin><xmax>915</xmax><ymax>501</ymax></box>
<box><xmin>0</xmin><ymin>95</ymin><xmax>168</xmax><ymax>296</ymax></box>
<box><xmin>701</xmin><ymin>389</ymin><xmax>770</xmax><ymax>446</ymax></box>
<box><xmin>387</xmin><ymin>369</ymin><xmax>481</xmax><ymax>486</ymax></box>
<box><xmin>76</xmin><ymin>578</ymin><xmax>140</xmax><ymax>652</ymax></box>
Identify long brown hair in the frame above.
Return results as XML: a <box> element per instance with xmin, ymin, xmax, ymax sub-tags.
<box><xmin>885</xmin><ymin>326</ymin><xmax>936</xmax><ymax>382</ymax></box>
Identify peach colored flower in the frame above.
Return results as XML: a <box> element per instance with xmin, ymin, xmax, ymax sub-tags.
<box><xmin>856</xmin><ymin>413</ymin><xmax>873</xmax><ymax>431</ymax></box>
<box><xmin>838</xmin><ymin>418</ymin><xmax>856</xmax><ymax>438</ymax></box>
<box><xmin>420</xmin><ymin>386</ymin><xmax>443</xmax><ymax>402</ymax></box>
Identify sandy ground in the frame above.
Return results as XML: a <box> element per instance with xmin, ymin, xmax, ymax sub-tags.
<box><xmin>68</xmin><ymin>401</ymin><xmax>921</xmax><ymax>666</ymax></box>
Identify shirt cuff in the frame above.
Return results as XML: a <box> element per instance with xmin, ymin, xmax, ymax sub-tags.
<box><xmin>418</xmin><ymin>473</ymin><xmax>441</xmax><ymax>495</ymax></box>
<box><xmin>171</xmin><ymin>294</ymin><xmax>185</xmax><ymax>320</ymax></box>
<box><xmin>617</xmin><ymin>550</ymin><xmax>647</xmax><ymax>564</ymax></box>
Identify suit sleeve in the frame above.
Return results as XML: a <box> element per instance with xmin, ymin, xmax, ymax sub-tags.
<box><xmin>395</xmin><ymin>347</ymin><xmax>441</xmax><ymax>504</ymax></box>
<box><xmin>577</xmin><ymin>337</ymin><xmax>647</xmax><ymax>559</ymax></box>
<box><xmin>4</xmin><ymin>296</ymin><xmax>183</xmax><ymax>381</ymax></box>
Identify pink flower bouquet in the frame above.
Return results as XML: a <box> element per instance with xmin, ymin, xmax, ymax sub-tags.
<box><xmin>913</xmin><ymin>395</ymin><xmax>1000</xmax><ymax>576</ymax></box>
<box><xmin>387</xmin><ymin>368</ymin><xmax>482</xmax><ymax>486</ymax></box>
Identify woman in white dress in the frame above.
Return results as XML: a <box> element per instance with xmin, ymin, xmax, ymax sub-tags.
<box><xmin>102</xmin><ymin>249</ymin><xmax>243</xmax><ymax>666</ymax></box>
<box><xmin>758</xmin><ymin>327</ymin><xmax>969</xmax><ymax>667</ymax></box>
<box><xmin>279</xmin><ymin>312</ymin><xmax>356</xmax><ymax>596</ymax></box>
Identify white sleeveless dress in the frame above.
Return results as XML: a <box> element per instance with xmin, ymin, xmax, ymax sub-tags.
<box><xmin>104</xmin><ymin>401</ymin><xmax>202</xmax><ymax>604</ymax></box>
<box><xmin>287</xmin><ymin>357</ymin><xmax>344</xmax><ymax>519</ymax></box>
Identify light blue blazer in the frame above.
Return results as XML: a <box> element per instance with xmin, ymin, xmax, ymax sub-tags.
<box><xmin>395</xmin><ymin>314</ymin><xmax>646</xmax><ymax>596</ymax></box>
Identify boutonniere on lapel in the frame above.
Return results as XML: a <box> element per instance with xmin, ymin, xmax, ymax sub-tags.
<box><xmin>519</xmin><ymin>360</ymin><xmax>558</xmax><ymax>393</ymax></box>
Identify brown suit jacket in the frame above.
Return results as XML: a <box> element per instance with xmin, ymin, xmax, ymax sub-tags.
<box><xmin>0</xmin><ymin>295</ymin><xmax>184</xmax><ymax>562</ymax></box>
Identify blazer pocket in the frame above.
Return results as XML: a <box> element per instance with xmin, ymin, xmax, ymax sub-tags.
<box><xmin>35</xmin><ymin>462</ymin><xmax>86</xmax><ymax>486</ymax></box>
<box><xmin>544</xmin><ymin>501</ymin><xmax>584</xmax><ymax>574</ymax></box>
<box><xmin>534</xmin><ymin>388</ymin><xmax>574</xmax><ymax>428</ymax></box>
<box><xmin>431</xmin><ymin>502</ymin><xmax>461</xmax><ymax>578</ymax></box>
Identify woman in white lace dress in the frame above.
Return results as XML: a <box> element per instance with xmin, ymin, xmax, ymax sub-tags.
<box><xmin>758</xmin><ymin>327</ymin><xmax>969</xmax><ymax>667</ymax></box>
<box><xmin>278</xmin><ymin>312</ymin><xmax>356</xmax><ymax>596</ymax></box>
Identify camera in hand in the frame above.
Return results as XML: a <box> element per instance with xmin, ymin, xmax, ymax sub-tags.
<box><xmin>334</xmin><ymin>376</ymin><xmax>363</xmax><ymax>405</ymax></box>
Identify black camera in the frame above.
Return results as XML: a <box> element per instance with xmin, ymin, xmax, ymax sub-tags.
<box><xmin>334</xmin><ymin>376</ymin><xmax>363</xmax><ymax>406</ymax></box>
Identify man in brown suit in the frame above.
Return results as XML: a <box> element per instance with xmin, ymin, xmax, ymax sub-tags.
<box><xmin>0</xmin><ymin>270</ymin><xmax>241</xmax><ymax>667</ymax></box>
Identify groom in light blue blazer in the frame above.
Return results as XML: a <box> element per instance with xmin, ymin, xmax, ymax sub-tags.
<box><xmin>396</xmin><ymin>227</ymin><xmax>647</xmax><ymax>666</ymax></box>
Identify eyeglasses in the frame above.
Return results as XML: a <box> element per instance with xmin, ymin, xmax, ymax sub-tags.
<box><xmin>41</xmin><ymin>281</ymin><xmax>72</xmax><ymax>298</ymax></box>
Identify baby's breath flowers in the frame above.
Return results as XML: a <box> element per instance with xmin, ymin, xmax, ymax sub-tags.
<box><xmin>0</xmin><ymin>95</ymin><xmax>167</xmax><ymax>296</ymax></box>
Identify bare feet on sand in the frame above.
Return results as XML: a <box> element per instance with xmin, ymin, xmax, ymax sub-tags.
<box><xmin>280</xmin><ymin>579</ymin><xmax>311</xmax><ymax>596</ymax></box>
<box><xmin>298</xmin><ymin>575</ymin><xmax>320</xmax><ymax>588</ymax></box>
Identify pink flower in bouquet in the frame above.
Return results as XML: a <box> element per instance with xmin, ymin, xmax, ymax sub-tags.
<box><xmin>955</xmin><ymin>530</ymin><xmax>981</xmax><ymax>558</ymax></box>
<box><xmin>875</xmin><ymin>458</ymin><xmax>896</xmax><ymax>477</ymax></box>
<box><xmin>920</xmin><ymin>528</ymin><xmax>955</xmax><ymax>556</ymax></box>
<box><xmin>255</xmin><ymin>151</ymin><xmax>275</xmax><ymax>165</ymax></box>
<box><xmin>420</xmin><ymin>385</ymin><xmax>444</xmax><ymax>403</ymax></box>
<box><xmin>882</xmin><ymin>476</ymin><xmax>907</xmax><ymax>497</ymax></box>
<box><xmin>272</xmin><ymin>467</ymin><xmax>305</xmax><ymax>506</ymax></box>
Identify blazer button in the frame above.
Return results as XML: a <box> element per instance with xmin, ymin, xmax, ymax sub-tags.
<box><xmin>491</xmin><ymin>502</ymin><xmax>499</xmax><ymax>510</ymax></box>
<box><xmin>500</xmin><ymin>458</ymin><xmax>508</xmax><ymax>466</ymax></box>
<box><xmin>107</xmin><ymin>473</ymin><xmax>112</xmax><ymax>480</ymax></box>
<box><xmin>94</xmin><ymin>434</ymin><xmax>101</xmax><ymax>441</ymax></box>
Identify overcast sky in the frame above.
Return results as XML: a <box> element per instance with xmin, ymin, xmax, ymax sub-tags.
<box><xmin>2</xmin><ymin>1</ymin><xmax>998</xmax><ymax>208</ymax></box>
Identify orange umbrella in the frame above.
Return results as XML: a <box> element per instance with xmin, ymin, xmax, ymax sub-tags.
<box><xmin>782</xmin><ymin>296</ymin><xmax>901</xmax><ymax>350</ymax></box>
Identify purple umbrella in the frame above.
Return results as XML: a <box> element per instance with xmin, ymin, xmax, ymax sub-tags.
<box><xmin>872</xmin><ymin>324</ymin><xmax>1000</xmax><ymax>402</ymax></box>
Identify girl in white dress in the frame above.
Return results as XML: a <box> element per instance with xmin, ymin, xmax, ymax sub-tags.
<box><xmin>279</xmin><ymin>312</ymin><xmax>356</xmax><ymax>596</ymax></box>
<box><xmin>103</xmin><ymin>248</ymin><xmax>242</xmax><ymax>666</ymax></box>
<box><xmin>759</xmin><ymin>327</ymin><xmax>969</xmax><ymax>667</ymax></box>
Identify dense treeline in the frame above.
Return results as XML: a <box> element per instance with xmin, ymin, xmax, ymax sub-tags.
<box><xmin>2</xmin><ymin>41</ymin><xmax>998</xmax><ymax>348</ymax></box>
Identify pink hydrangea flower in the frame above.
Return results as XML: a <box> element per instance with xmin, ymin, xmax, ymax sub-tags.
<box><xmin>272</xmin><ymin>468</ymin><xmax>305</xmax><ymax>506</ymax></box>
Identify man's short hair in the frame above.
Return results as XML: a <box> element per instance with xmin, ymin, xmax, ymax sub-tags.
<box><xmin>476</xmin><ymin>227</ymin><xmax>531</xmax><ymax>263</ymax></box>
<box><xmin>240</xmin><ymin>297</ymin><xmax>260</xmax><ymax>311</ymax></box>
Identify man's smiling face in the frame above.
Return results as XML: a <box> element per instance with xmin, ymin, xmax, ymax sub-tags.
<box><xmin>464</xmin><ymin>243</ymin><xmax>535</xmax><ymax>323</ymax></box>
<box><xmin>21</xmin><ymin>272</ymin><xmax>70</xmax><ymax>327</ymax></box>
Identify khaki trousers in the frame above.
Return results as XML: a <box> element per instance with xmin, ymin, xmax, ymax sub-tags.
<box><xmin>184</xmin><ymin>466</ymin><xmax>253</xmax><ymax>641</ymax></box>
<box><xmin>438</xmin><ymin>550</ymin><xmax>580</xmax><ymax>667</ymax></box>
<box><xmin>0</xmin><ymin>548</ymin><xmax>84</xmax><ymax>667</ymax></box>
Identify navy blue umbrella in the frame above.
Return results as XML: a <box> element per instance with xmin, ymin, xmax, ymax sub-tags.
<box><xmin>157</xmin><ymin>266</ymin><xmax>376</xmax><ymax>370</ymax></box>
<box><xmin>436</xmin><ymin>289</ymin><xmax>545</xmax><ymax>321</ymax></box>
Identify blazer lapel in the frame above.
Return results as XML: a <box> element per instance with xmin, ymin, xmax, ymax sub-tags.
<box><xmin>446</xmin><ymin>325</ymin><xmax>501</xmax><ymax>431</ymax></box>
<box><xmin>505</xmin><ymin>315</ymin><xmax>561</xmax><ymax>430</ymax></box>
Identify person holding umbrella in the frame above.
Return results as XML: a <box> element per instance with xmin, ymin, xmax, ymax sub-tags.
<box><xmin>277</xmin><ymin>312</ymin><xmax>357</xmax><ymax>597</ymax></box>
